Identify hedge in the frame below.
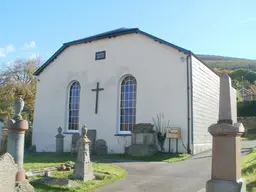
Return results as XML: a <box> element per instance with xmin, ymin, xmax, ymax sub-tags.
<box><xmin>237</xmin><ymin>101</ymin><xmax>256</xmax><ymax>117</ymax></box>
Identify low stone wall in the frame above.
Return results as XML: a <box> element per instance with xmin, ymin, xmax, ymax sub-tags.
<box><xmin>237</xmin><ymin>117</ymin><xmax>256</xmax><ymax>130</ymax></box>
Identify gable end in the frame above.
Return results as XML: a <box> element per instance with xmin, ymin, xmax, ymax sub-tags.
<box><xmin>33</xmin><ymin>28</ymin><xmax>191</xmax><ymax>76</ymax></box>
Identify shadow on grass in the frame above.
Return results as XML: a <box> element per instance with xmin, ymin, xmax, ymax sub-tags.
<box><xmin>24</xmin><ymin>152</ymin><xmax>76</xmax><ymax>163</ymax></box>
<box><xmin>246</xmin><ymin>180</ymin><xmax>256</xmax><ymax>192</ymax></box>
<box><xmin>241</xmin><ymin>132</ymin><xmax>256</xmax><ymax>141</ymax></box>
<box><xmin>30</xmin><ymin>182</ymin><xmax>71</xmax><ymax>192</ymax></box>
<box><xmin>24</xmin><ymin>152</ymin><xmax>76</xmax><ymax>170</ymax></box>
<box><xmin>242</xmin><ymin>162</ymin><xmax>256</xmax><ymax>175</ymax></box>
<box><xmin>92</xmin><ymin>152</ymin><xmax>191</xmax><ymax>163</ymax></box>
<box><xmin>24</xmin><ymin>152</ymin><xmax>190</xmax><ymax>168</ymax></box>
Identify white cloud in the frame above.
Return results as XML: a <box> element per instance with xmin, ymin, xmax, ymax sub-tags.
<box><xmin>0</xmin><ymin>44</ymin><xmax>16</xmax><ymax>57</ymax></box>
<box><xmin>21</xmin><ymin>41</ymin><xmax>36</xmax><ymax>50</ymax></box>
<box><xmin>240</xmin><ymin>18</ymin><xmax>256</xmax><ymax>24</ymax></box>
<box><xmin>0</xmin><ymin>48</ymin><xmax>5</xmax><ymax>57</ymax></box>
<box><xmin>6</xmin><ymin>44</ymin><xmax>15</xmax><ymax>53</ymax></box>
<box><xmin>29</xmin><ymin>52</ymin><xmax>40</xmax><ymax>59</ymax></box>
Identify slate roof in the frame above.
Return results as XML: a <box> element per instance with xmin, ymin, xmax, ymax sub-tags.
<box><xmin>34</xmin><ymin>27</ymin><xmax>197</xmax><ymax>76</ymax></box>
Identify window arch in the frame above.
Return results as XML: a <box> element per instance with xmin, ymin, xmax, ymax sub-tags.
<box><xmin>68</xmin><ymin>81</ymin><xmax>80</xmax><ymax>131</ymax></box>
<box><xmin>120</xmin><ymin>75</ymin><xmax>137</xmax><ymax>132</ymax></box>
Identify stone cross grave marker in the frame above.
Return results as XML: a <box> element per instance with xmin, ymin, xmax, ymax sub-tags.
<box><xmin>0</xmin><ymin>153</ymin><xmax>18</xmax><ymax>191</ymax></box>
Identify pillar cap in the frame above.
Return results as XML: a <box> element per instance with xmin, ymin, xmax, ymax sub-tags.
<box><xmin>7</xmin><ymin>119</ymin><xmax>28</xmax><ymax>133</ymax></box>
<box><xmin>209</xmin><ymin>122</ymin><xmax>245</xmax><ymax>136</ymax></box>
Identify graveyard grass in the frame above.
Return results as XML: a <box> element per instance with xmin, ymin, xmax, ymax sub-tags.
<box><xmin>94</xmin><ymin>152</ymin><xmax>191</xmax><ymax>163</ymax></box>
<box><xmin>24</xmin><ymin>152</ymin><xmax>126</xmax><ymax>192</ymax></box>
<box><xmin>241</xmin><ymin>129</ymin><xmax>256</xmax><ymax>141</ymax></box>
<box><xmin>242</xmin><ymin>147</ymin><xmax>256</xmax><ymax>192</ymax></box>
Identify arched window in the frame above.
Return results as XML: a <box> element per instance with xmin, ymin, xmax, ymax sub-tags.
<box><xmin>120</xmin><ymin>75</ymin><xmax>137</xmax><ymax>132</ymax></box>
<box><xmin>68</xmin><ymin>81</ymin><xmax>80</xmax><ymax>130</ymax></box>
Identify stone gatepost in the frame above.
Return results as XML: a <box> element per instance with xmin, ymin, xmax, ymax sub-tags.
<box><xmin>6</xmin><ymin>96</ymin><xmax>34</xmax><ymax>190</ymax></box>
<box><xmin>206</xmin><ymin>74</ymin><xmax>246</xmax><ymax>192</ymax></box>
<box><xmin>73</xmin><ymin>125</ymin><xmax>95</xmax><ymax>181</ymax></box>
<box><xmin>55</xmin><ymin>126</ymin><xmax>65</xmax><ymax>153</ymax></box>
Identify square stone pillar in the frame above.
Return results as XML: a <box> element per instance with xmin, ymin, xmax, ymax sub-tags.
<box><xmin>206</xmin><ymin>73</ymin><xmax>246</xmax><ymax>192</ymax></box>
<box><xmin>206</xmin><ymin>122</ymin><xmax>246</xmax><ymax>192</ymax></box>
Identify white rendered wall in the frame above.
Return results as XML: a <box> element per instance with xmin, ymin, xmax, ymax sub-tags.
<box><xmin>191</xmin><ymin>56</ymin><xmax>220</xmax><ymax>154</ymax></box>
<box><xmin>32</xmin><ymin>33</ymin><xmax>189</xmax><ymax>154</ymax></box>
<box><xmin>231</xmin><ymin>87</ymin><xmax>237</xmax><ymax>123</ymax></box>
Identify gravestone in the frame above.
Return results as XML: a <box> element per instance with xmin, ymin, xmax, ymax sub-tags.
<box><xmin>55</xmin><ymin>126</ymin><xmax>65</xmax><ymax>153</ymax></box>
<box><xmin>0</xmin><ymin>153</ymin><xmax>18</xmax><ymax>191</ymax></box>
<box><xmin>87</xmin><ymin>129</ymin><xmax>96</xmax><ymax>154</ymax></box>
<box><xmin>206</xmin><ymin>73</ymin><xmax>246</xmax><ymax>192</ymax></box>
<box><xmin>95</xmin><ymin>139</ymin><xmax>107</xmax><ymax>155</ymax></box>
<box><xmin>126</xmin><ymin>123</ymin><xmax>157</xmax><ymax>156</ymax></box>
<box><xmin>71</xmin><ymin>133</ymin><xmax>80</xmax><ymax>155</ymax></box>
<box><xmin>0</xmin><ymin>121</ymin><xmax>3</xmax><ymax>149</ymax></box>
<box><xmin>0</xmin><ymin>128</ymin><xmax>8</xmax><ymax>153</ymax></box>
<box><xmin>0</xmin><ymin>152</ymin><xmax>34</xmax><ymax>192</ymax></box>
<box><xmin>72</xmin><ymin>125</ymin><xmax>95</xmax><ymax>181</ymax></box>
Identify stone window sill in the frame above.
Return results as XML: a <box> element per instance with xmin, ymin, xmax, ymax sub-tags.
<box><xmin>63</xmin><ymin>131</ymin><xmax>79</xmax><ymax>135</ymax></box>
<box><xmin>114</xmin><ymin>133</ymin><xmax>131</xmax><ymax>136</ymax></box>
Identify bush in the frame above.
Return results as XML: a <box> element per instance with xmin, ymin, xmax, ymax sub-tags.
<box><xmin>237</xmin><ymin>101</ymin><xmax>256</xmax><ymax>117</ymax></box>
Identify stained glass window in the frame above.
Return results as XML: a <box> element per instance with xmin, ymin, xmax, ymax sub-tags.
<box><xmin>120</xmin><ymin>76</ymin><xmax>137</xmax><ymax>131</ymax></box>
<box><xmin>68</xmin><ymin>81</ymin><xmax>80</xmax><ymax>130</ymax></box>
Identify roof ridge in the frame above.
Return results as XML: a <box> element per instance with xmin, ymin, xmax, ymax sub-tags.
<box><xmin>64</xmin><ymin>27</ymin><xmax>138</xmax><ymax>46</ymax></box>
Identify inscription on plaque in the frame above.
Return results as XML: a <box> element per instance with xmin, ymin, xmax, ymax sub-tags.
<box><xmin>166</xmin><ymin>127</ymin><xmax>181</xmax><ymax>139</ymax></box>
<box><xmin>0</xmin><ymin>153</ymin><xmax>18</xmax><ymax>191</ymax></box>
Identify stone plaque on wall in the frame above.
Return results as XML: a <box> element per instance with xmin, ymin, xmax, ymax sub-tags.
<box><xmin>0</xmin><ymin>153</ymin><xmax>18</xmax><ymax>191</ymax></box>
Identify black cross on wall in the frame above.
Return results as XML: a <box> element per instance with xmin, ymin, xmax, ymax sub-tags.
<box><xmin>91</xmin><ymin>82</ymin><xmax>104</xmax><ymax>114</ymax></box>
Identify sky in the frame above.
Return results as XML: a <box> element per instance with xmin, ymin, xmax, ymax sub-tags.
<box><xmin>0</xmin><ymin>0</ymin><xmax>256</xmax><ymax>68</ymax></box>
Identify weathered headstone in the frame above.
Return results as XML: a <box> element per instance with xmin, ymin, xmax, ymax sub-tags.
<box><xmin>0</xmin><ymin>128</ymin><xmax>8</xmax><ymax>154</ymax></box>
<box><xmin>126</xmin><ymin>123</ymin><xmax>157</xmax><ymax>156</ymax></box>
<box><xmin>0</xmin><ymin>153</ymin><xmax>18</xmax><ymax>191</ymax></box>
<box><xmin>0</xmin><ymin>121</ymin><xmax>3</xmax><ymax>149</ymax></box>
<box><xmin>71</xmin><ymin>133</ymin><xmax>80</xmax><ymax>155</ymax></box>
<box><xmin>87</xmin><ymin>129</ymin><xmax>96</xmax><ymax>154</ymax></box>
<box><xmin>95</xmin><ymin>139</ymin><xmax>108</xmax><ymax>155</ymax></box>
<box><xmin>206</xmin><ymin>73</ymin><xmax>246</xmax><ymax>192</ymax></box>
<box><xmin>55</xmin><ymin>126</ymin><xmax>65</xmax><ymax>153</ymax></box>
<box><xmin>72</xmin><ymin>125</ymin><xmax>95</xmax><ymax>181</ymax></box>
<box><xmin>6</xmin><ymin>96</ymin><xmax>34</xmax><ymax>191</ymax></box>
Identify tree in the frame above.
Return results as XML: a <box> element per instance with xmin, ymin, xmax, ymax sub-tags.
<box><xmin>230</xmin><ymin>69</ymin><xmax>256</xmax><ymax>83</ymax></box>
<box><xmin>248</xmin><ymin>84</ymin><xmax>256</xmax><ymax>100</ymax></box>
<box><xmin>0</xmin><ymin>58</ymin><xmax>41</xmax><ymax>122</ymax></box>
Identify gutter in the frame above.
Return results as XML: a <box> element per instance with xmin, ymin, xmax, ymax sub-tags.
<box><xmin>189</xmin><ymin>54</ymin><xmax>194</xmax><ymax>154</ymax></box>
<box><xmin>186</xmin><ymin>53</ymin><xmax>193</xmax><ymax>154</ymax></box>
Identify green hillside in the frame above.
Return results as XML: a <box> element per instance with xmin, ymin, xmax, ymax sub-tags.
<box><xmin>197</xmin><ymin>54</ymin><xmax>256</xmax><ymax>70</ymax></box>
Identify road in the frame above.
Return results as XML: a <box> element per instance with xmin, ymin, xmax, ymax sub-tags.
<box><xmin>91</xmin><ymin>140</ymin><xmax>255</xmax><ymax>192</ymax></box>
